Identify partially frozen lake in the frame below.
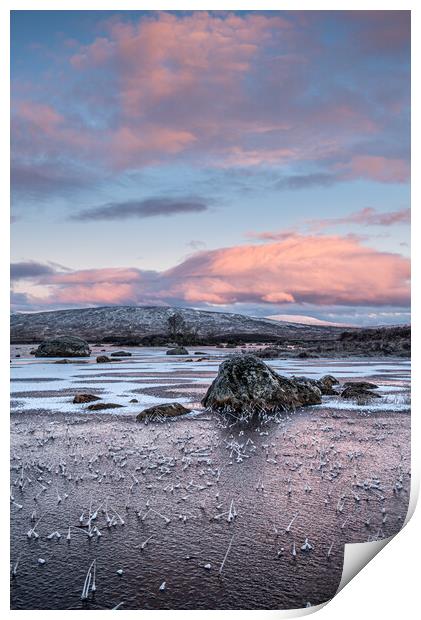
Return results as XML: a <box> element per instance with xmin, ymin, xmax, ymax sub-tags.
<box><xmin>10</xmin><ymin>347</ymin><xmax>411</xmax><ymax>610</ymax></box>
<box><xmin>10</xmin><ymin>346</ymin><xmax>411</xmax><ymax>416</ymax></box>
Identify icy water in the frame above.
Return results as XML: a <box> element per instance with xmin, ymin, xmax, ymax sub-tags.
<box><xmin>10</xmin><ymin>347</ymin><xmax>411</xmax><ymax>610</ymax></box>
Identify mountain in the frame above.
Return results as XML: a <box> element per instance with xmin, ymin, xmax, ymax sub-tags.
<box><xmin>265</xmin><ymin>314</ymin><xmax>353</xmax><ymax>327</ymax></box>
<box><xmin>10</xmin><ymin>305</ymin><xmax>340</xmax><ymax>344</ymax></box>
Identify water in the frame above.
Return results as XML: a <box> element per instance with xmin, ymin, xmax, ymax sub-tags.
<box><xmin>10</xmin><ymin>348</ymin><xmax>411</xmax><ymax>609</ymax></box>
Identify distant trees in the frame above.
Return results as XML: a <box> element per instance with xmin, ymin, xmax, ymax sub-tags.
<box><xmin>167</xmin><ymin>312</ymin><xmax>199</xmax><ymax>345</ymax></box>
<box><xmin>167</xmin><ymin>312</ymin><xmax>186</xmax><ymax>341</ymax></box>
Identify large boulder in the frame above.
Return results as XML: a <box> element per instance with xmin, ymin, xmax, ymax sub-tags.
<box><xmin>136</xmin><ymin>403</ymin><xmax>190</xmax><ymax>421</ymax></box>
<box><xmin>202</xmin><ymin>354</ymin><xmax>321</xmax><ymax>414</ymax></box>
<box><xmin>34</xmin><ymin>336</ymin><xmax>90</xmax><ymax>358</ymax></box>
<box><xmin>166</xmin><ymin>347</ymin><xmax>189</xmax><ymax>355</ymax></box>
<box><xmin>110</xmin><ymin>351</ymin><xmax>132</xmax><ymax>357</ymax></box>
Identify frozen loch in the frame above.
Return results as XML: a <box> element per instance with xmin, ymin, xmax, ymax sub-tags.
<box><xmin>10</xmin><ymin>347</ymin><xmax>410</xmax><ymax>610</ymax></box>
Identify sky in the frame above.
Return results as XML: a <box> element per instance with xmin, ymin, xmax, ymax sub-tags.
<box><xmin>10</xmin><ymin>10</ymin><xmax>411</xmax><ymax>325</ymax></box>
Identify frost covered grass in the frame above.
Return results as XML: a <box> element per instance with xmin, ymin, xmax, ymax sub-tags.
<box><xmin>10</xmin><ymin>402</ymin><xmax>410</xmax><ymax>610</ymax></box>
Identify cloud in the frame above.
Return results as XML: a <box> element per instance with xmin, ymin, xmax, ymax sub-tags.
<box><xmin>306</xmin><ymin>207</ymin><xmax>410</xmax><ymax>231</ymax></box>
<box><xmin>10</xmin><ymin>291</ymin><xmax>34</xmax><ymax>311</ymax></box>
<box><xmin>13</xmin><ymin>233</ymin><xmax>410</xmax><ymax>309</ymax></box>
<box><xmin>71</xmin><ymin>197</ymin><xmax>209</xmax><ymax>221</ymax></box>
<box><xmin>276</xmin><ymin>173</ymin><xmax>339</xmax><ymax>190</ymax></box>
<box><xmin>42</xmin><ymin>268</ymin><xmax>147</xmax><ymax>305</ymax></box>
<box><xmin>187</xmin><ymin>240</ymin><xmax>207</xmax><ymax>250</ymax></box>
<box><xmin>10</xmin><ymin>261</ymin><xmax>57</xmax><ymax>281</ymax></box>
<box><xmin>247</xmin><ymin>230</ymin><xmax>299</xmax><ymax>243</ymax></box>
<box><xmin>248</xmin><ymin>208</ymin><xmax>410</xmax><ymax>242</ymax></box>
<box><xmin>336</xmin><ymin>155</ymin><xmax>410</xmax><ymax>184</ymax></box>
<box><xmin>343</xmin><ymin>11</ymin><xmax>410</xmax><ymax>54</ymax></box>
<box><xmin>11</xmin><ymin>11</ymin><xmax>410</xmax><ymax>197</ymax></box>
<box><xmin>11</xmin><ymin>161</ymin><xmax>94</xmax><ymax>198</ymax></box>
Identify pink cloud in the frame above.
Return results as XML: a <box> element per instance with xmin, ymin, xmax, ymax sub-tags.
<box><xmin>71</xmin><ymin>11</ymin><xmax>288</xmax><ymax>117</ymax></box>
<box><xmin>11</xmin><ymin>11</ymin><xmax>410</xmax><ymax>184</ymax></box>
<box><xmin>17</xmin><ymin>101</ymin><xmax>63</xmax><ymax>133</ymax></box>
<box><xmin>12</xmin><ymin>100</ymin><xmax>92</xmax><ymax>160</ymax></box>
<box><xmin>337</xmin><ymin>155</ymin><xmax>410</xmax><ymax>183</ymax></box>
<box><xmin>286</xmin><ymin>207</ymin><xmax>411</xmax><ymax>233</ymax></box>
<box><xmin>35</xmin><ymin>268</ymin><xmax>144</xmax><ymax>305</ymax></box>
<box><xmin>109</xmin><ymin>126</ymin><xmax>197</xmax><ymax>168</ymax></box>
<box><xmin>18</xmin><ymin>233</ymin><xmax>409</xmax><ymax>308</ymax></box>
<box><xmin>44</xmin><ymin>267</ymin><xmax>141</xmax><ymax>285</ymax></box>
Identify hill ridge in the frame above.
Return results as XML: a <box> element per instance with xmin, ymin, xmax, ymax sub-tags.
<box><xmin>10</xmin><ymin>305</ymin><xmax>340</xmax><ymax>344</ymax></box>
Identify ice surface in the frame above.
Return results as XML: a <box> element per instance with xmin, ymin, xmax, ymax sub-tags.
<box><xmin>10</xmin><ymin>348</ymin><xmax>410</xmax><ymax>415</ymax></box>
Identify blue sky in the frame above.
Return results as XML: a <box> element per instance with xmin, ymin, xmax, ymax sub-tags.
<box><xmin>11</xmin><ymin>10</ymin><xmax>410</xmax><ymax>325</ymax></box>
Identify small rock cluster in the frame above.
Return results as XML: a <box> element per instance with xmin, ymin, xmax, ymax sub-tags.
<box><xmin>136</xmin><ymin>403</ymin><xmax>190</xmax><ymax>422</ymax></box>
<box><xmin>166</xmin><ymin>347</ymin><xmax>189</xmax><ymax>355</ymax></box>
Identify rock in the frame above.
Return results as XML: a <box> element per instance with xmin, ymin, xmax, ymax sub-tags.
<box><xmin>53</xmin><ymin>359</ymin><xmax>85</xmax><ymax>364</ymax></box>
<box><xmin>129</xmin><ymin>398</ymin><xmax>139</xmax><ymax>403</ymax></box>
<box><xmin>30</xmin><ymin>349</ymin><xmax>37</xmax><ymax>355</ymax></box>
<box><xmin>342</xmin><ymin>381</ymin><xmax>379</xmax><ymax>390</ymax></box>
<box><xmin>291</xmin><ymin>377</ymin><xmax>323</xmax><ymax>405</ymax></box>
<box><xmin>340</xmin><ymin>386</ymin><xmax>381</xmax><ymax>400</ymax></box>
<box><xmin>87</xmin><ymin>402</ymin><xmax>124</xmax><ymax>410</ymax></box>
<box><xmin>34</xmin><ymin>336</ymin><xmax>91</xmax><ymax>358</ymax></box>
<box><xmin>318</xmin><ymin>374</ymin><xmax>339</xmax><ymax>394</ymax></box>
<box><xmin>73</xmin><ymin>393</ymin><xmax>101</xmax><ymax>404</ymax></box>
<box><xmin>295</xmin><ymin>351</ymin><xmax>319</xmax><ymax>359</ymax></box>
<box><xmin>194</xmin><ymin>351</ymin><xmax>206</xmax><ymax>355</ymax></box>
<box><xmin>96</xmin><ymin>355</ymin><xmax>111</xmax><ymax>363</ymax></box>
<box><xmin>293</xmin><ymin>374</ymin><xmax>339</xmax><ymax>396</ymax></box>
<box><xmin>110</xmin><ymin>351</ymin><xmax>132</xmax><ymax>357</ymax></box>
<box><xmin>136</xmin><ymin>403</ymin><xmax>190</xmax><ymax>421</ymax></box>
<box><xmin>320</xmin><ymin>374</ymin><xmax>339</xmax><ymax>387</ymax></box>
<box><xmin>319</xmin><ymin>385</ymin><xmax>338</xmax><ymax>396</ymax></box>
<box><xmin>166</xmin><ymin>347</ymin><xmax>189</xmax><ymax>355</ymax></box>
<box><xmin>202</xmin><ymin>354</ymin><xmax>321</xmax><ymax>414</ymax></box>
